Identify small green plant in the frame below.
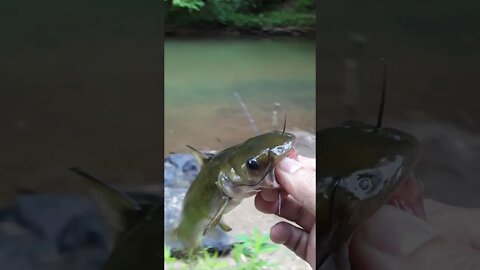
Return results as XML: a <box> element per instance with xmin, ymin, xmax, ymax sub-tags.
<box><xmin>232</xmin><ymin>228</ymin><xmax>279</xmax><ymax>269</ymax></box>
<box><xmin>192</xmin><ymin>249</ymin><xmax>231</xmax><ymax>269</ymax></box>
<box><xmin>164</xmin><ymin>228</ymin><xmax>279</xmax><ymax>269</ymax></box>
<box><xmin>164</xmin><ymin>244</ymin><xmax>187</xmax><ymax>270</ymax></box>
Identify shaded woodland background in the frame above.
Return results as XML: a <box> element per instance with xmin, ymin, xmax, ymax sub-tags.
<box><xmin>317</xmin><ymin>0</ymin><xmax>480</xmax><ymax>207</ymax></box>
<box><xmin>0</xmin><ymin>0</ymin><xmax>162</xmax><ymax>205</ymax></box>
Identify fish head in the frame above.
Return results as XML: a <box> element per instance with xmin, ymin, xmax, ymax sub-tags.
<box><xmin>316</xmin><ymin>121</ymin><xmax>421</xmax><ymax>262</ymax></box>
<box><xmin>218</xmin><ymin>131</ymin><xmax>296</xmax><ymax>199</ymax></box>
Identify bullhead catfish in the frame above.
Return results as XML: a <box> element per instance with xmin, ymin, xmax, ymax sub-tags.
<box><xmin>316</xmin><ymin>61</ymin><xmax>423</xmax><ymax>269</ymax></box>
<box><xmin>170</xmin><ymin>130</ymin><xmax>297</xmax><ymax>255</ymax></box>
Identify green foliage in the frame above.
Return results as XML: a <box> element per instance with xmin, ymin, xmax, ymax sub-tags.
<box><xmin>227</xmin><ymin>11</ymin><xmax>315</xmax><ymax>28</ymax></box>
<box><xmin>164</xmin><ymin>229</ymin><xmax>279</xmax><ymax>270</ymax></box>
<box><xmin>170</xmin><ymin>0</ymin><xmax>205</xmax><ymax>11</ymax></box>
<box><xmin>165</xmin><ymin>0</ymin><xmax>315</xmax><ymax>30</ymax></box>
<box><xmin>164</xmin><ymin>244</ymin><xmax>178</xmax><ymax>264</ymax></box>
<box><xmin>292</xmin><ymin>0</ymin><xmax>315</xmax><ymax>12</ymax></box>
<box><xmin>232</xmin><ymin>228</ymin><xmax>279</xmax><ymax>269</ymax></box>
<box><xmin>194</xmin><ymin>249</ymin><xmax>231</xmax><ymax>269</ymax></box>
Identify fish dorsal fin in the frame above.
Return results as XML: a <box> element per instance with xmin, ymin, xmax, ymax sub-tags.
<box><xmin>69</xmin><ymin>167</ymin><xmax>142</xmax><ymax>239</ymax></box>
<box><xmin>186</xmin><ymin>145</ymin><xmax>211</xmax><ymax>166</ymax></box>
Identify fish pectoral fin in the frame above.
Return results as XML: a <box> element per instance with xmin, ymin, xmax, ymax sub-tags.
<box><xmin>203</xmin><ymin>196</ymin><xmax>230</xmax><ymax>236</ymax></box>
<box><xmin>68</xmin><ymin>167</ymin><xmax>141</xmax><ymax>240</ymax></box>
<box><xmin>219</xmin><ymin>220</ymin><xmax>232</xmax><ymax>232</ymax></box>
<box><xmin>186</xmin><ymin>145</ymin><xmax>211</xmax><ymax>166</ymax></box>
<box><xmin>214</xmin><ymin>180</ymin><xmax>223</xmax><ymax>191</ymax></box>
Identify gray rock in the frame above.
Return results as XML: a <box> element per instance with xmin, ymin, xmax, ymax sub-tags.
<box><xmin>164</xmin><ymin>153</ymin><xmax>201</xmax><ymax>188</ymax></box>
<box><xmin>0</xmin><ymin>194</ymin><xmax>110</xmax><ymax>270</ymax></box>
<box><xmin>291</xmin><ymin>130</ymin><xmax>316</xmax><ymax>157</ymax></box>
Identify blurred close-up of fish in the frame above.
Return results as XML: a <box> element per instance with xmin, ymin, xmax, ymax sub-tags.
<box><xmin>315</xmin><ymin>62</ymin><xmax>425</xmax><ymax>270</ymax></box>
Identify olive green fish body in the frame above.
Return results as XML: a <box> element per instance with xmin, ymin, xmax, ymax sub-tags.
<box><xmin>170</xmin><ymin>131</ymin><xmax>296</xmax><ymax>254</ymax></box>
<box><xmin>316</xmin><ymin>122</ymin><xmax>421</xmax><ymax>268</ymax></box>
<box><xmin>102</xmin><ymin>205</ymin><xmax>163</xmax><ymax>270</ymax></box>
<box><xmin>170</xmin><ymin>151</ymin><xmax>238</xmax><ymax>250</ymax></box>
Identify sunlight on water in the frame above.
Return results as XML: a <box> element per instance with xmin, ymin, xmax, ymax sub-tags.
<box><xmin>164</xmin><ymin>38</ymin><xmax>315</xmax><ymax>154</ymax></box>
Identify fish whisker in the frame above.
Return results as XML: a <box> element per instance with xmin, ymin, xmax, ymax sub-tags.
<box><xmin>329</xmin><ymin>178</ymin><xmax>341</xmax><ymax>227</ymax></box>
<box><xmin>237</xmin><ymin>164</ymin><xmax>272</xmax><ymax>187</ymax></box>
<box><xmin>278</xmin><ymin>193</ymin><xmax>282</xmax><ymax>215</ymax></box>
<box><xmin>376</xmin><ymin>58</ymin><xmax>387</xmax><ymax>129</ymax></box>
<box><xmin>236</xmin><ymin>151</ymin><xmax>273</xmax><ymax>187</ymax></box>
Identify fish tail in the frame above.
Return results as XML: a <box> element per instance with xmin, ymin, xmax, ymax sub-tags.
<box><xmin>169</xmin><ymin>220</ymin><xmax>200</xmax><ymax>250</ymax></box>
<box><xmin>170</xmin><ymin>226</ymin><xmax>184</xmax><ymax>244</ymax></box>
<box><xmin>168</xmin><ymin>224</ymin><xmax>182</xmax><ymax>246</ymax></box>
<box><xmin>166</xmin><ymin>226</ymin><xmax>183</xmax><ymax>255</ymax></box>
<box><xmin>168</xmin><ymin>224</ymin><xmax>202</xmax><ymax>259</ymax></box>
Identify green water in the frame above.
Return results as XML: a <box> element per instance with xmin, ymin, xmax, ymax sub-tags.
<box><xmin>164</xmin><ymin>38</ymin><xmax>315</xmax><ymax>154</ymax></box>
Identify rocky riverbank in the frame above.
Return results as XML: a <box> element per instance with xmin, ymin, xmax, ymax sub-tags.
<box><xmin>165</xmin><ymin>26</ymin><xmax>315</xmax><ymax>38</ymax></box>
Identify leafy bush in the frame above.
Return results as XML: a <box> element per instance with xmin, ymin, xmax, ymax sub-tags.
<box><xmin>292</xmin><ymin>0</ymin><xmax>315</xmax><ymax>12</ymax></box>
<box><xmin>221</xmin><ymin>11</ymin><xmax>314</xmax><ymax>28</ymax></box>
<box><xmin>170</xmin><ymin>0</ymin><xmax>205</xmax><ymax>11</ymax></box>
<box><xmin>165</xmin><ymin>0</ymin><xmax>315</xmax><ymax>29</ymax></box>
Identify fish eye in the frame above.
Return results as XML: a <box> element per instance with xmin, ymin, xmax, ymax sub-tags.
<box><xmin>246</xmin><ymin>158</ymin><xmax>260</xmax><ymax>170</ymax></box>
<box><xmin>358</xmin><ymin>177</ymin><xmax>372</xmax><ymax>190</ymax></box>
<box><xmin>274</xmin><ymin>146</ymin><xmax>285</xmax><ymax>155</ymax></box>
<box><xmin>343</xmin><ymin>171</ymin><xmax>382</xmax><ymax>199</ymax></box>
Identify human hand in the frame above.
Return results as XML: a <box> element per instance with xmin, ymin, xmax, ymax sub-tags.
<box><xmin>255</xmin><ymin>155</ymin><xmax>316</xmax><ymax>269</ymax></box>
<box><xmin>350</xmin><ymin>199</ymin><xmax>480</xmax><ymax>270</ymax></box>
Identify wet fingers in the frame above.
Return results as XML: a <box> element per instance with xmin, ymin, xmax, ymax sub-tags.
<box><xmin>271</xmin><ymin>222</ymin><xmax>310</xmax><ymax>262</ymax></box>
<box><xmin>254</xmin><ymin>193</ymin><xmax>315</xmax><ymax>231</ymax></box>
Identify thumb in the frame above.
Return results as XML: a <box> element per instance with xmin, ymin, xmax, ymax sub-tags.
<box><xmin>275</xmin><ymin>158</ymin><xmax>316</xmax><ymax>215</ymax></box>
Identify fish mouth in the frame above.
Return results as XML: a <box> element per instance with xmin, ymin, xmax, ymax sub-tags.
<box><xmin>387</xmin><ymin>174</ymin><xmax>426</xmax><ymax>219</ymax></box>
<box><xmin>287</xmin><ymin>147</ymin><xmax>299</xmax><ymax>160</ymax></box>
<box><xmin>261</xmin><ymin>146</ymin><xmax>300</xmax><ymax>190</ymax></box>
<box><xmin>257</xmin><ymin>144</ymin><xmax>298</xmax><ymax>189</ymax></box>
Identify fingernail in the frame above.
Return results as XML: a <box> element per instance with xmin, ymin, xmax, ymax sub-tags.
<box><xmin>278</xmin><ymin>158</ymin><xmax>302</xmax><ymax>174</ymax></box>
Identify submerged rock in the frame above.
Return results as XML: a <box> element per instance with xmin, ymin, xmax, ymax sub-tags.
<box><xmin>164</xmin><ymin>153</ymin><xmax>201</xmax><ymax>188</ymax></box>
